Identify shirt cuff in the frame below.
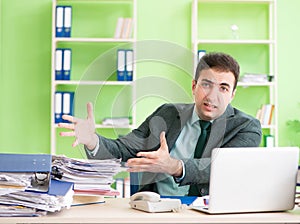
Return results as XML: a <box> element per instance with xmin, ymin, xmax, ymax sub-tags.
<box><xmin>174</xmin><ymin>160</ymin><xmax>185</xmax><ymax>183</ymax></box>
<box><xmin>86</xmin><ymin>137</ymin><xmax>100</xmax><ymax>157</ymax></box>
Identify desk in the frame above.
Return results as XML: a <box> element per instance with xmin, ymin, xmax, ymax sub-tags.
<box><xmin>0</xmin><ymin>198</ymin><xmax>299</xmax><ymax>224</ymax></box>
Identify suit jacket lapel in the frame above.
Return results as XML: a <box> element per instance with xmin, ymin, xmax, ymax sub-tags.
<box><xmin>167</xmin><ymin>104</ymin><xmax>194</xmax><ymax>150</ymax></box>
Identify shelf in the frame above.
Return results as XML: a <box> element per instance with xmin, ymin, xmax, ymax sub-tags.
<box><xmin>54</xmin><ymin>80</ymin><xmax>133</xmax><ymax>86</ymax></box>
<box><xmin>55</xmin><ymin>37</ymin><xmax>135</xmax><ymax>43</ymax></box>
<box><xmin>96</xmin><ymin>124</ymin><xmax>134</xmax><ymax>129</ymax></box>
<box><xmin>51</xmin><ymin>0</ymin><xmax>137</xmax><ymax>155</ymax></box>
<box><xmin>196</xmin><ymin>39</ymin><xmax>275</xmax><ymax>44</ymax></box>
<box><xmin>261</xmin><ymin>124</ymin><xmax>276</xmax><ymax>129</ymax></box>
<box><xmin>197</xmin><ymin>0</ymin><xmax>274</xmax><ymax>3</ymax></box>
<box><xmin>192</xmin><ymin>0</ymin><xmax>278</xmax><ymax>146</ymax></box>
<box><xmin>57</xmin><ymin>0</ymin><xmax>134</xmax><ymax>2</ymax></box>
<box><xmin>55</xmin><ymin>124</ymin><xmax>134</xmax><ymax>129</ymax></box>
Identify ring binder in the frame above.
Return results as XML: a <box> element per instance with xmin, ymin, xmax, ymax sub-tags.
<box><xmin>52</xmin><ymin>166</ymin><xmax>63</xmax><ymax>179</ymax></box>
<box><xmin>0</xmin><ymin>153</ymin><xmax>52</xmax><ymax>193</ymax></box>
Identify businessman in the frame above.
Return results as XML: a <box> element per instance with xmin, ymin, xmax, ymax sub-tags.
<box><xmin>59</xmin><ymin>52</ymin><xmax>262</xmax><ymax>196</ymax></box>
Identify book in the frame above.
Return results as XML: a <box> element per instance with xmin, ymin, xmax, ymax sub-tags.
<box><xmin>72</xmin><ymin>195</ymin><xmax>105</xmax><ymax>207</ymax></box>
<box><xmin>121</xmin><ymin>18</ymin><xmax>133</xmax><ymax>38</ymax></box>
<box><xmin>114</xmin><ymin>17</ymin><xmax>124</xmax><ymax>39</ymax></box>
<box><xmin>256</xmin><ymin>104</ymin><xmax>274</xmax><ymax>125</ymax></box>
<box><xmin>114</xmin><ymin>17</ymin><xmax>133</xmax><ymax>39</ymax></box>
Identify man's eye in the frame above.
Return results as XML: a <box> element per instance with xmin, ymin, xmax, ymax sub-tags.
<box><xmin>220</xmin><ymin>86</ymin><xmax>229</xmax><ymax>92</ymax></box>
<box><xmin>201</xmin><ymin>82</ymin><xmax>211</xmax><ymax>88</ymax></box>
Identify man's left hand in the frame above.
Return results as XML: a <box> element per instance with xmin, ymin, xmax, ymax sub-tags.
<box><xmin>126</xmin><ymin>132</ymin><xmax>183</xmax><ymax>177</ymax></box>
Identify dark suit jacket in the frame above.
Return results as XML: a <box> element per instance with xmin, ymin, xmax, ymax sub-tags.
<box><xmin>86</xmin><ymin>103</ymin><xmax>262</xmax><ymax>196</ymax></box>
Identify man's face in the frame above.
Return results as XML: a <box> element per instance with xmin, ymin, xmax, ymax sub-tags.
<box><xmin>192</xmin><ymin>68</ymin><xmax>236</xmax><ymax>121</ymax></box>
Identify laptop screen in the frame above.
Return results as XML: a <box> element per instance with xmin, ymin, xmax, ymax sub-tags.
<box><xmin>206</xmin><ymin>147</ymin><xmax>299</xmax><ymax>214</ymax></box>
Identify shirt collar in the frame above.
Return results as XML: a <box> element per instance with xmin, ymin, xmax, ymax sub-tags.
<box><xmin>191</xmin><ymin>107</ymin><xmax>200</xmax><ymax>125</ymax></box>
<box><xmin>191</xmin><ymin>106</ymin><xmax>213</xmax><ymax>125</ymax></box>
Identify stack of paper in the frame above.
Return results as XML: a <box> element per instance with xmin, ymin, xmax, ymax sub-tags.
<box><xmin>0</xmin><ymin>153</ymin><xmax>74</xmax><ymax>217</ymax></box>
<box><xmin>0</xmin><ymin>173</ymin><xmax>31</xmax><ymax>191</ymax></box>
<box><xmin>102</xmin><ymin>117</ymin><xmax>130</xmax><ymax>126</ymax></box>
<box><xmin>0</xmin><ymin>179</ymin><xmax>74</xmax><ymax>216</ymax></box>
<box><xmin>52</xmin><ymin>155</ymin><xmax>124</xmax><ymax>196</ymax></box>
<box><xmin>0</xmin><ymin>205</ymin><xmax>46</xmax><ymax>217</ymax></box>
<box><xmin>240</xmin><ymin>73</ymin><xmax>269</xmax><ymax>83</ymax></box>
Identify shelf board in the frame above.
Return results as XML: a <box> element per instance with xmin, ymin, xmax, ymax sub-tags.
<box><xmin>95</xmin><ymin>124</ymin><xmax>135</xmax><ymax>129</ymax></box>
<box><xmin>261</xmin><ymin>124</ymin><xmax>276</xmax><ymax>129</ymax></box>
<box><xmin>197</xmin><ymin>0</ymin><xmax>274</xmax><ymax>3</ymax></box>
<box><xmin>54</xmin><ymin>37</ymin><xmax>135</xmax><ymax>43</ymax></box>
<box><xmin>54</xmin><ymin>80</ymin><xmax>133</xmax><ymax>86</ymax></box>
<box><xmin>196</xmin><ymin>39</ymin><xmax>275</xmax><ymax>44</ymax></box>
<box><xmin>54</xmin><ymin>124</ymin><xmax>134</xmax><ymax>129</ymax></box>
<box><xmin>56</xmin><ymin>0</ymin><xmax>134</xmax><ymax>2</ymax></box>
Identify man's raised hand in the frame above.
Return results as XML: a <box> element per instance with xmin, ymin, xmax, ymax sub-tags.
<box><xmin>59</xmin><ymin>102</ymin><xmax>98</xmax><ymax>150</ymax></box>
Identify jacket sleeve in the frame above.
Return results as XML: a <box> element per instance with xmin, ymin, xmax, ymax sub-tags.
<box><xmin>85</xmin><ymin>104</ymin><xmax>180</xmax><ymax>162</ymax></box>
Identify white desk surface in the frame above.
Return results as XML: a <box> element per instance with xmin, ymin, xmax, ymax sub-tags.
<box><xmin>0</xmin><ymin>198</ymin><xmax>299</xmax><ymax>224</ymax></box>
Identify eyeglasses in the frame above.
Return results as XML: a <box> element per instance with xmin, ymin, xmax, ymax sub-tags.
<box><xmin>196</xmin><ymin>79</ymin><xmax>232</xmax><ymax>94</ymax></box>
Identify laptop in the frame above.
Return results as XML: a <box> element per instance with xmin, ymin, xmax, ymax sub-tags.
<box><xmin>191</xmin><ymin>147</ymin><xmax>299</xmax><ymax>214</ymax></box>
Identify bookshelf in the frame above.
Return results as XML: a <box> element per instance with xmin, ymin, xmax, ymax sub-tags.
<box><xmin>192</xmin><ymin>0</ymin><xmax>278</xmax><ymax>146</ymax></box>
<box><xmin>51</xmin><ymin>0</ymin><xmax>137</xmax><ymax>156</ymax></box>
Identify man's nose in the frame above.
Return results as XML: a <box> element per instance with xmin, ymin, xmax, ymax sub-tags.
<box><xmin>205</xmin><ymin>85</ymin><xmax>219</xmax><ymax>98</ymax></box>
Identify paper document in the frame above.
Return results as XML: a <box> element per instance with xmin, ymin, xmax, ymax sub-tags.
<box><xmin>52</xmin><ymin>155</ymin><xmax>124</xmax><ymax>196</ymax></box>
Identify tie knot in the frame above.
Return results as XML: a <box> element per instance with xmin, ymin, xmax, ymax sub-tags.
<box><xmin>199</xmin><ymin>120</ymin><xmax>211</xmax><ymax>130</ymax></box>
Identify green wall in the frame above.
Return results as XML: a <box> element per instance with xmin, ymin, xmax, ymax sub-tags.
<box><xmin>0</xmin><ymin>0</ymin><xmax>299</xmax><ymax>156</ymax></box>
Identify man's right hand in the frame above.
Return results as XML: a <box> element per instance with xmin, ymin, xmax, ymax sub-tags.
<box><xmin>59</xmin><ymin>102</ymin><xmax>98</xmax><ymax>150</ymax></box>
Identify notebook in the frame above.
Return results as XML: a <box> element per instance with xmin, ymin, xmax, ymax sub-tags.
<box><xmin>191</xmin><ymin>147</ymin><xmax>299</xmax><ymax>214</ymax></box>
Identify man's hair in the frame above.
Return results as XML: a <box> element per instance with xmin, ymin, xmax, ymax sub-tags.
<box><xmin>195</xmin><ymin>52</ymin><xmax>240</xmax><ymax>90</ymax></box>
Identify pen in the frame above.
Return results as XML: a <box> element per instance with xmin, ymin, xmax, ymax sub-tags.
<box><xmin>71</xmin><ymin>201</ymin><xmax>106</xmax><ymax>207</ymax></box>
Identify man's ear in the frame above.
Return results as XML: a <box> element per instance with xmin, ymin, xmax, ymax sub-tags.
<box><xmin>192</xmin><ymin>79</ymin><xmax>197</xmax><ymax>91</ymax></box>
<box><xmin>230</xmin><ymin>89</ymin><xmax>237</xmax><ymax>102</ymax></box>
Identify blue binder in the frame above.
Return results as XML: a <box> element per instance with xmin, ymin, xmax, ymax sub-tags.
<box><xmin>55</xmin><ymin>48</ymin><xmax>63</xmax><ymax>80</ymax></box>
<box><xmin>198</xmin><ymin>50</ymin><xmax>206</xmax><ymax>61</ymax></box>
<box><xmin>0</xmin><ymin>153</ymin><xmax>52</xmax><ymax>192</ymax></box>
<box><xmin>62</xmin><ymin>92</ymin><xmax>74</xmax><ymax>122</ymax></box>
<box><xmin>47</xmin><ymin>179</ymin><xmax>74</xmax><ymax>196</ymax></box>
<box><xmin>62</xmin><ymin>48</ymin><xmax>72</xmax><ymax>80</ymax></box>
<box><xmin>63</xmin><ymin>6</ymin><xmax>72</xmax><ymax>37</ymax></box>
<box><xmin>125</xmin><ymin>49</ymin><xmax>133</xmax><ymax>81</ymax></box>
<box><xmin>117</xmin><ymin>49</ymin><xmax>126</xmax><ymax>81</ymax></box>
<box><xmin>55</xmin><ymin>6</ymin><xmax>64</xmax><ymax>37</ymax></box>
<box><xmin>54</xmin><ymin>91</ymin><xmax>74</xmax><ymax>123</ymax></box>
<box><xmin>161</xmin><ymin>196</ymin><xmax>198</xmax><ymax>205</ymax></box>
<box><xmin>0</xmin><ymin>153</ymin><xmax>51</xmax><ymax>173</ymax></box>
<box><xmin>55</xmin><ymin>91</ymin><xmax>63</xmax><ymax>123</ymax></box>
